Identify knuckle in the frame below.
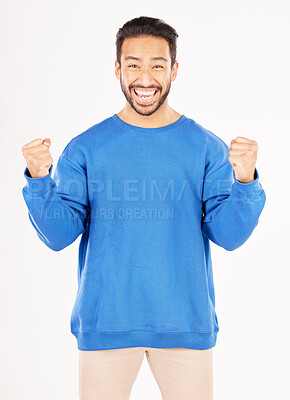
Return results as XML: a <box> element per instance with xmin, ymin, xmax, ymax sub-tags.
<box><xmin>251</xmin><ymin>142</ymin><xmax>258</xmax><ymax>151</ymax></box>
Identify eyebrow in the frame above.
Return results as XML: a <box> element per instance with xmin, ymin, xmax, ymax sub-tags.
<box><xmin>124</xmin><ymin>56</ymin><xmax>168</xmax><ymax>63</ymax></box>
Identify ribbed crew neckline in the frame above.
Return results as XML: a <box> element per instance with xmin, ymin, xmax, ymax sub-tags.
<box><xmin>110</xmin><ymin>113</ymin><xmax>188</xmax><ymax>134</ymax></box>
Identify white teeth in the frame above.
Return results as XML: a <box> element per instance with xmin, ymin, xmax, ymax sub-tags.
<box><xmin>134</xmin><ymin>89</ymin><xmax>156</xmax><ymax>96</ymax></box>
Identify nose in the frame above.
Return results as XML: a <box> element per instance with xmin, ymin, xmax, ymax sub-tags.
<box><xmin>136</xmin><ymin>67</ymin><xmax>157</xmax><ymax>88</ymax></box>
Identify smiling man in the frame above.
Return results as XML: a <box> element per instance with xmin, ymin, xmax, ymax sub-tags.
<box><xmin>22</xmin><ymin>16</ymin><xmax>266</xmax><ymax>400</ymax></box>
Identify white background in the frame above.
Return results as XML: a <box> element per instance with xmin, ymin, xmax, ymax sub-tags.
<box><xmin>1</xmin><ymin>0</ymin><xmax>289</xmax><ymax>399</ymax></box>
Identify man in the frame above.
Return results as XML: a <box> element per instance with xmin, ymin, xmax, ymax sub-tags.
<box><xmin>22</xmin><ymin>16</ymin><xmax>266</xmax><ymax>400</ymax></box>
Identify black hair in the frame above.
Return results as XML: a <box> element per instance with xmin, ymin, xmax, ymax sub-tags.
<box><xmin>116</xmin><ymin>16</ymin><xmax>179</xmax><ymax>69</ymax></box>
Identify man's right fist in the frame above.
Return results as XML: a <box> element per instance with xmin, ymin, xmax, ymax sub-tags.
<box><xmin>22</xmin><ymin>138</ymin><xmax>53</xmax><ymax>178</ymax></box>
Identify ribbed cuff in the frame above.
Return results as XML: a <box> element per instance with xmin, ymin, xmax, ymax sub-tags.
<box><xmin>23</xmin><ymin>164</ymin><xmax>54</xmax><ymax>196</ymax></box>
<box><xmin>231</xmin><ymin>168</ymin><xmax>265</xmax><ymax>202</ymax></box>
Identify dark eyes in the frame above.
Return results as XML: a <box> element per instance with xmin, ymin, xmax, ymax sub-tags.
<box><xmin>128</xmin><ymin>64</ymin><xmax>163</xmax><ymax>69</ymax></box>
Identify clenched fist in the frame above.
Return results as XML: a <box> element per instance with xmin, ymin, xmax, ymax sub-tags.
<box><xmin>22</xmin><ymin>138</ymin><xmax>53</xmax><ymax>178</ymax></box>
<box><xmin>228</xmin><ymin>136</ymin><xmax>258</xmax><ymax>183</ymax></box>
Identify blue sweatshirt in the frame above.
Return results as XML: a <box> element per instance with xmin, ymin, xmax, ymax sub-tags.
<box><xmin>22</xmin><ymin>114</ymin><xmax>266</xmax><ymax>351</ymax></box>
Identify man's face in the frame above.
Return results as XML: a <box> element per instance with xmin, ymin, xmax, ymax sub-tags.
<box><xmin>115</xmin><ymin>36</ymin><xmax>178</xmax><ymax>117</ymax></box>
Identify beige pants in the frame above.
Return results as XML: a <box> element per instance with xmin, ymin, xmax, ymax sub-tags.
<box><xmin>79</xmin><ymin>346</ymin><xmax>213</xmax><ymax>400</ymax></box>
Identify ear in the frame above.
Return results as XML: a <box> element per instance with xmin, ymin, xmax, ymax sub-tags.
<box><xmin>171</xmin><ymin>61</ymin><xmax>179</xmax><ymax>82</ymax></box>
<box><xmin>115</xmin><ymin>59</ymin><xmax>121</xmax><ymax>80</ymax></box>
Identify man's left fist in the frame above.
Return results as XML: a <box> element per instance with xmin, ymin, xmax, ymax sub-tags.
<box><xmin>228</xmin><ymin>136</ymin><xmax>258</xmax><ymax>183</ymax></box>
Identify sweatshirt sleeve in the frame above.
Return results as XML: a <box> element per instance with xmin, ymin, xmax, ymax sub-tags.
<box><xmin>22</xmin><ymin>142</ymin><xmax>90</xmax><ymax>251</ymax></box>
<box><xmin>201</xmin><ymin>134</ymin><xmax>266</xmax><ymax>251</ymax></box>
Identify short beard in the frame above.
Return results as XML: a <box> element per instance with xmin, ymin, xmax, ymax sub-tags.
<box><xmin>119</xmin><ymin>73</ymin><xmax>171</xmax><ymax>117</ymax></box>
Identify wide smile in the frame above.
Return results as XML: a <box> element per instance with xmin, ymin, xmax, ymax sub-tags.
<box><xmin>131</xmin><ymin>88</ymin><xmax>159</xmax><ymax>104</ymax></box>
